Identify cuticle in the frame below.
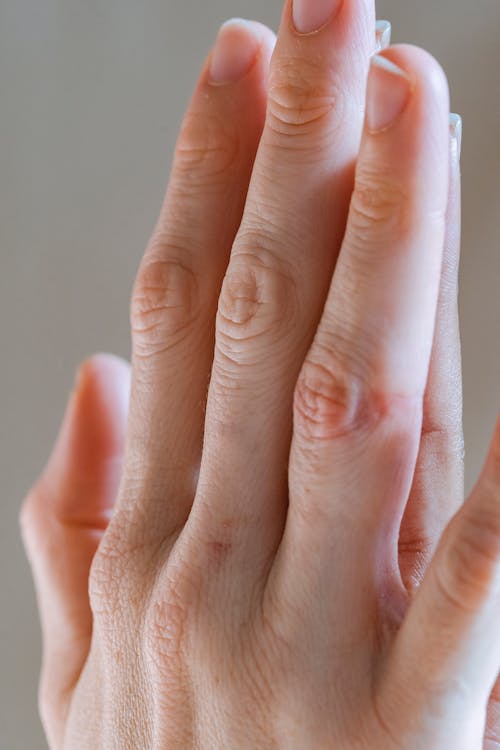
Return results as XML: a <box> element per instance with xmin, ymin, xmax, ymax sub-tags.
<box><xmin>290</xmin><ymin>0</ymin><xmax>345</xmax><ymax>37</ymax></box>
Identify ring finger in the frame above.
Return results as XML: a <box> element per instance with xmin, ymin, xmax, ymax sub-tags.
<box><xmin>280</xmin><ymin>46</ymin><xmax>450</xmax><ymax>636</ymax></box>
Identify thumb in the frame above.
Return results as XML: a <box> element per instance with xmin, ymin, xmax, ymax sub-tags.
<box><xmin>20</xmin><ymin>353</ymin><xmax>131</xmax><ymax>748</ymax></box>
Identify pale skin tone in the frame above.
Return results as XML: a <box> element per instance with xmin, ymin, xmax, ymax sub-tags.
<box><xmin>20</xmin><ymin>1</ymin><xmax>500</xmax><ymax>748</ymax></box>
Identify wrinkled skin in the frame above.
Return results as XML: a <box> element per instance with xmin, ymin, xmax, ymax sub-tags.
<box><xmin>21</xmin><ymin>2</ymin><xmax>500</xmax><ymax>748</ymax></box>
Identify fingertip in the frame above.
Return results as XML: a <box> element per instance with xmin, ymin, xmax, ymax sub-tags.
<box><xmin>75</xmin><ymin>352</ymin><xmax>131</xmax><ymax>421</ymax></box>
<box><xmin>249</xmin><ymin>20</ymin><xmax>278</xmax><ymax>51</ymax></box>
<box><xmin>72</xmin><ymin>352</ymin><xmax>131</xmax><ymax>453</ymax></box>
<box><xmin>45</xmin><ymin>353</ymin><xmax>131</xmax><ymax>495</ymax></box>
<box><xmin>207</xmin><ymin>19</ymin><xmax>276</xmax><ymax>86</ymax></box>
<box><xmin>254</xmin><ymin>21</ymin><xmax>279</xmax><ymax>71</ymax></box>
<box><xmin>380</xmin><ymin>44</ymin><xmax>450</xmax><ymax>108</ymax></box>
<box><xmin>366</xmin><ymin>45</ymin><xmax>450</xmax><ymax>152</ymax></box>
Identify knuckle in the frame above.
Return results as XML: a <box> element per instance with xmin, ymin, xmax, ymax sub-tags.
<box><xmin>349</xmin><ymin>167</ymin><xmax>411</xmax><ymax>239</ymax></box>
<box><xmin>215</xmin><ymin>247</ymin><xmax>298</xmax><ymax>368</ymax></box>
<box><xmin>89</xmin><ymin>508</ymin><xmax>162</xmax><ymax>625</ymax></box>
<box><xmin>349</xmin><ymin>165</ymin><xmax>447</xmax><ymax>253</ymax></box>
<box><xmin>266</xmin><ymin>56</ymin><xmax>343</xmax><ymax>145</ymax></box>
<box><xmin>144</xmin><ymin>558</ymin><xmax>202</xmax><ymax>678</ymax></box>
<box><xmin>294</xmin><ymin>336</ymin><xmax>414</xmax><ymax>443</ymax></box>
<box><xmin>294</xmin><ymin>357</ymin><xmax>363</xmax><ymax>442</ymax></box>
<box><xmin>399</xmin><ymin>531</ymin><xmax>436</xmax><ymax>560</ymax></box>
<box><xmin>131</xmin><ymin>256</ymin><xmax>200</xmax><ymax>361</ymax></box>
<box><xmin>174</xmin><ymin>110</ymin><xmax>241</xmax><ymax>185</ymax></box>
<box><xmin>88</xmin><ymin>543</ymin><xmax>127</xmax><ymax>621</ymax></box>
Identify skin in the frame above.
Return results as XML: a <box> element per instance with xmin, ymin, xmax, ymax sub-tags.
<box><xmin>20</xmin><ymin>1</ymin><xmax>500</xmax><ymax>748</ymax></box>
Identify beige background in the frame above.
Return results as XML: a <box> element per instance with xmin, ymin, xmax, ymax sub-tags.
<box><xmin>1</xmin><ymin>1</ymin><xmax>498</xmax><ymax>747</ymax></box>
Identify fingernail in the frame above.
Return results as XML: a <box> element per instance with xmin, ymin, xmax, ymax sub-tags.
<box><xmin>293</xmin><ymin>0</ymin><xmax>343</xmax><ymax>34</ymax></box>
<box><xmin>449</xmin><ymin>113</ymin><xmax>463</xmax><ymax>159</ymax></box>
<box><xmin>366</xmin><ymin>55</ymin><xmax>412</xmax><ymax>132</ymax></box>
<box><xmin>375</xmin><ymin>20</ymin><xmax>392</xmax><ymax>52</ymax></box>
<box><xmin>209</xmin><ymin>18</ymin><xmax>262</xmax><ymax>84</ymax></box>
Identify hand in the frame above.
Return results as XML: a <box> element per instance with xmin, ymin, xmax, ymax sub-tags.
<box><xmin>21</xmin><ymin>1</ymin><xmax>500</xmax><ymax>748</ymax></box>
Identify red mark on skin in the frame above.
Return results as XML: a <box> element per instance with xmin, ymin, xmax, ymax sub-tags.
<box><xmin>207</xmin><ymin>540</ymin><xmax>233</xmax><ymax>569</ymax></box>
<box><xmin>206</xmin><ymin>518</ymin><xmax>234</xmax><ymax>569</ymax></box>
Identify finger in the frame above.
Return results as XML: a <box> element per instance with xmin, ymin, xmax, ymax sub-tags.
<box><xmin>379</xmin><ymin>414</ymin><xmax>500</xmax><ymax>744</ymax></box>
<box><xmin>282</xmin><ymin>47</ymin><xmax>450</xmax><ymax>630</ymax></box>
<box><xmin>399</xmin><ymin>114</ymin><xmax>465</xmax><ymax>592</ymax></box>
<box><xmin>115</xmin><ymin>20</ymin><xmax>276</xmax><ymax>546</ymax></box>
<box><xmin>190</xmin><ymin>0</ymin><xmax>376</xmax><ymax>580</ymax></box>
<box><xmin>20</xmin><ymin>354</ymin><xmax>130</xmax><ymax>748</ymax></box>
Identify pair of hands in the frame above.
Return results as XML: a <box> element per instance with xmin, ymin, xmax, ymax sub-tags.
<box><xmin>21</xmin><ymin>0</ymin><xmax>500</xmax><ymax>748</ymax></box>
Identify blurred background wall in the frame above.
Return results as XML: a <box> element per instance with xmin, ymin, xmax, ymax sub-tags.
<box><xmin>1</xmin><ymin>1</ymin><xmax>498</xmax><ymax>747</ymax></box>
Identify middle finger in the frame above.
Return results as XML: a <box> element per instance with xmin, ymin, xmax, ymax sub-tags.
<box><xmin>190</xmin><ymin>0</ymin><xmax>375</xmax><ymax>575</ymax></box>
